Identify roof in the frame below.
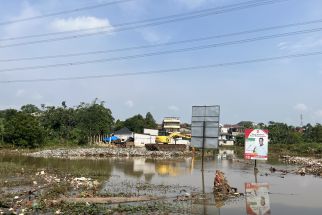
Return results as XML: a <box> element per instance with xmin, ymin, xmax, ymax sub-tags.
<box><xmin>223</xmin><ymin>124</ymin><xmax>242</xmax><ymax>128</ymax></box>
<box><xmin>114</xmin><ymin>127</ymin><xmax>133</xmax><ymax>135</ymax></box>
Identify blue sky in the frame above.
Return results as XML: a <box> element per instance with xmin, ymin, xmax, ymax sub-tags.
<box><xmin>0</xmin><ymin>0</ymin><xmax>322</xmax><ymax>125</ymax></box>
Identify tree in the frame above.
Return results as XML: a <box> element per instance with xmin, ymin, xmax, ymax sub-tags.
<box><xmin>4</xmin><ymin>111</ymin><xmax>45</xmax><ymax>148</ymax></box>
<box><xmin>144</xmin><ymin>112</ymin><xmax>157</xmax><ymax>129</ymax></box>
<box><xmin>21</xmin><ymin>104</ymin><xmax>40</xmax><ymax>114</ymax></box>
<box><xmin>75</xmin><ymin>100</ymin><xmax>114</xmax><ymax>142</ymax></box>
<box><xmin>266</xmin><ymin>121</ymin><xmax>302</xmax><ymax>144</ymax></box>
<box><xmin>114</xmin><ymin>119</ymin><xmax>124</xmax><ymax>131</ymax></box>
<box><xmin>123</xmin><ymin>114</ymin><xmax>145</xmax><ymax>133</ymax></box>
<box><xmin>40</xmin><ymin>105</ymin><xmax>76</xmax><ymax>142</ymax></box>
<box><xmin>0</xmin><ymin>118</ymin><xmax>4</xmax><ymax>144</ymax></box>
<box><xmin>311</xmin><ymin>124</ymin><xmax>322</xmax><ymax>143</ymax></box>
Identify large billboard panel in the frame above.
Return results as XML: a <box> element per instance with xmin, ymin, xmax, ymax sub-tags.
<box><xmin>245</xmin><ymin>183</ymin><xmax>271</xmax><ymax>215</ymax></box>
<box><xmin>244</xmin><ymin>129</ymin><xmax>269</xmax><ymax>160</ymax></box>
<box><xmin>191</xmin><ymin>105</ymin><xmax>220</xmax><ymax>149</ymax></box>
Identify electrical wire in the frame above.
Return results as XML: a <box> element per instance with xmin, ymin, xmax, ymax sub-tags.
<box><xmin>0</xmin><ymin>0</ymin><xmax>290</xmax><ymax>48</ymax></box>
<box><xmin>0</xmin><ymin>26</ymin><xmax>321</xmax><ymax>72</ymax></box>
<box><xmin>0</xmin><ymin>50</ymin><xmax>321</xmax><ymax>84</ymax></box>
<box><xmin>0</xmin><ymin>0</ymin><xmax>135</xmax><ymax>26</ymax></box>
<box><xmin>0</xmin><ymin>21</ymin><xmax>322</xmax><ymax>62</ymax></box>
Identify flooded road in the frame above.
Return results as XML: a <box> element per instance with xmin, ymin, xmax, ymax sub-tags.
<box><xmin>1</xmin><ymin>153</ymin><xmax>322</xmax><ymax>214</ymax></box>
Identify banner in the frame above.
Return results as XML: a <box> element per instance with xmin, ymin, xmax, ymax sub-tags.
<box><xmin>244</xmin><ymin>129</ymin><xmax>268</xmax><ymax>160</ymax></box>
<box><xmin>245</xmin><ymin>183</ymin><xmax>271</xmax><ymax>215</ymax></box>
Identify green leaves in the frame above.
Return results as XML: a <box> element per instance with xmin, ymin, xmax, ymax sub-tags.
<box><xmin>121</xmin><ymin>112</ymin><xmax>157</xmax><ymax>133</ymax></box>
<box><xmin>3</xmin><ymin>111</ymin><xmax>45</xmax><ymax>148</ymax></box>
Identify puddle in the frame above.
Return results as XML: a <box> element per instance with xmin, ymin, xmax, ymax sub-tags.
<box><xmin>1</xmin><ymin>154</ymin><xmax>322</xmax><ymax>214</ymax></box>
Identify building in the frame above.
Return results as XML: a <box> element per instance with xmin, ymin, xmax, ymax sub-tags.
<box><xmin>143</xmin><ymin>128</ymin><xmax>159</xmax><ymax>136</ymax></box>
<box><xmin>113</xmin><ymin>127</ymin><xmax>156</xmax><ymax>147</ymax></box>
<box><xmin>219</xmin><ymin>125</ymin><xmax>235</xmax><ymax>146</ymax></box>
<box><xmin>114</xmin><ymin>127</ymin><xmax>134</xmax><ymax>142</ymax></box>
<box><xmin>133</xmin><ymin>133</ymin><xmax>156</xmax><ymax>147</ymax></box>
<box><xmin>224</xmin><ymin>124</ymin><xmax>244</xmax><ymax>136</ymax></box>
<box><xmin>162</xmin><ymin>117</ymin><xmax>181</xmax><ymax>133</ymax></box>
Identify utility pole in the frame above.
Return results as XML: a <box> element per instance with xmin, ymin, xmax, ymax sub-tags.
<box><xmin>300</xmin><ymin>114</ymin><xmax>303</xmax><ymax>127</ymax></box>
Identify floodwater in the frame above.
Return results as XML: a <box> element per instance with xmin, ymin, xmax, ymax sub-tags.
<box><xmin>1</xmin><ymin>151</ymin><xmax>322</xmax><ymax>215</ymax></box>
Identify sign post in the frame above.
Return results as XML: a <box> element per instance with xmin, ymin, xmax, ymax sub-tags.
<box><xmin>191</xmin><ymin>105</ymin><xmax>220</xmax><ymax>171</ymax></box>
<box><xmin>244</xmin><ymin>129</ymin><xmax>269</xmax><ymax>170</ymax></box>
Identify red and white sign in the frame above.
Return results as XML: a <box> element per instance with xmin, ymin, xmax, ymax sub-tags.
<box><xmin>244</xmin><ymin>129</ymin><xmax>269</xmax><ymax>160</ymax></box>
<box><xmin>245</xmin><ymin>183</ymin><xmax>271</xmax><ymax>215</ymax></box>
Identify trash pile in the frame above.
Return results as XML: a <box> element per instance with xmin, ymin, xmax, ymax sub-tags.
<box><xmin>213</xmin><ymin>170</ymin><xmax>241</xmax><ymax>200</ymax></box>
<box><xmin>27</xmin><ymin>148</ymin><xmax>192</xmax><ymax>159</ymax></box>
<box><xmin>282</xmin><ymin>156</ymin><xmax>322</xmax><ymax>177</ymax></box>
<box><xmin>71</xmin><ymin>177</ymin><xmax>100</xmax><ymax>189</ymax></box>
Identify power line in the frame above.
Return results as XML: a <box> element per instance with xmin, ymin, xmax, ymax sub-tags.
<box><xmin>1</xmin><ymin>21</ymin><xmax>322</xmax><ymax>62</ymax></box>
<box><xmin>0</xmin><ymin>0</ymin><xmax>135</xmax><ymax>26</ymax></box>
<box><xmin>1</xmin><ymin>50</ymin><xmax>321</xmax><ymax>84</ymax></box>
<box><xmin>0</xmin><ymin>27</ymin><xmax>321</xmax><ymax>72</ymax></box>
<box><xmin>0</xmin><ymin>0</ymin><xmax>288</xmax><ymax>41</ymax></box>
<box><xmin>0</xmin><ymin>0</ymin><xmax>290</xmax><ymax>48</ymax></box>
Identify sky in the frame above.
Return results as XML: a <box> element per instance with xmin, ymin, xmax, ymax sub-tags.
<box><xmin>0</xmin><ymin>0</ymin><xmax>322</xmax><ymax>125</ymax></box>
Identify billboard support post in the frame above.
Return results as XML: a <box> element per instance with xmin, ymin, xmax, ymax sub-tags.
<box><xmin>201</xmin><ymin>121</ymin><xmax>206</xmax><ymax>171</ymax></box>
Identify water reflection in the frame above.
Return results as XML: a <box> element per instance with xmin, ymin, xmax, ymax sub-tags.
<box><xmin>2</xmin><ymin>152</ymin><xmax>322</xmax><ymax>214</ymax></box>
<box><xmin>245</xmin><ymin>183</ymin><xmax>271</xmax><ymax>215</ymax></box>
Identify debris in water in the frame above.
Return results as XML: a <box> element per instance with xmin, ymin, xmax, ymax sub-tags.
<box><xmin>213</xmin><ymin>170</ymin><xmax>240</xmax><ymax>200</ymax></box>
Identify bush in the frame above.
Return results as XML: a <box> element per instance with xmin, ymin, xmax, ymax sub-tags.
<box><xmin>3</xmin><ymin>112</ymin><xmax>45</xmax><ymax>148</ymax></box>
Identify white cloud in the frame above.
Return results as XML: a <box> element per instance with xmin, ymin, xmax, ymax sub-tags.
<box><xmin>315</xmin><ymin>110</ymin><xmax>322</xmax><ymax>118</ymax></box>
<box><xmin>293</xmin><ymin>103</ymin><xmax>308</xmax><ymax>112</ymax></box>
<box><xmin>168</xmin><ymin>105</ymin><xmax>179</xmax><ymax>111</ymax></box>
<box><xmin>3</xmin><ymin>3</ymin><xmax>42</xmax><ymax>37</ymax></box>
<box><xmin>125</xmin><ymin>100</ymin><xmax>134</xmax><ymax>108</ymax></box>
<box><xmin>278</xmin><ymin>36</ymin><xmax>322</xmax><ymax>51</ymax></box>
<box><xmin>15</xmin><ymin>89</ymin><xmax>25</xmax><ymax>97</ymax></box>
<box><xmin>51</xmin><ymin>16</ymin><xmax>113</xmax><ymax>32</ymax></box>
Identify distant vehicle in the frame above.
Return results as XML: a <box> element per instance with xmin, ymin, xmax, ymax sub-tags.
<box><xmin>155</xmin><ymin>132</ymin><xmax>191</xmax><ymax>144</ymax></box>
<box><xmin>102</xmin><ymin>136</ymin><xmax>120</xmax><ymax>143</ymax></box>
<box><xmin>103</xmin><ymin>136</ymin><xmax>134</xmax><ymax>148</ymax></box>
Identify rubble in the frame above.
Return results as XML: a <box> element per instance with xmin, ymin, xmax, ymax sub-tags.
<box><xmin>27</xmin><ymin>147</ymin><xmax>192</xmax><ymax>159</ymax></box>
<box><xmin>213</xmin><ymin>170</ymin><xmax>240</xmax><ymax>200</ymax></box>
<box><xmin>282</xmin><ymin>156</ymin><xmax>322</xmax><ymax>177</ymax></box>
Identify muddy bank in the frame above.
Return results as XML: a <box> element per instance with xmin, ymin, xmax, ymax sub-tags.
<box><xmin>0</xmin><ymin>168</ymin><xmax>205</xmax><ymax>214</ymax></box>
<box><xmin>282</xmin><ymin>156</ymin><xmax>322</xmax><ymax>176</ymax></box>
<box><xmin>26</xmin><ymin>147</ymin><xmax>193</xmax><ymax>159</ymax></box>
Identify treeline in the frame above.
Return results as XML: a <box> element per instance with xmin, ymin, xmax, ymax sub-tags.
<box><xmin>235</xmin><ymin>121</ymin><xmax>322</xmax><ymax>146</ymax></box>
<box><xmin>0</xmin><ymin>99</ymin><xmax>157</xmax><ymax>148</ymax></box>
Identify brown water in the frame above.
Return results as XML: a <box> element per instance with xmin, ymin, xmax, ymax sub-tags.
<box><xmin>1</xmin><ymin>153</ymin><xmax>322</xmax><ymax>214</ymax></box>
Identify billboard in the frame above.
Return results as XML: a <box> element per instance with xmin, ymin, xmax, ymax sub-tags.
<box><xmin>191</xmin><ymin>105</ymin><xmax>220</xmax><ymax>149</ymax></box>
<box><xmin>245</xmin><ymin>183</ymin><xmax>271</xmax><ymax>215</ymax></box>
<box><xmin>244</xmin><ymin>129</ymin><xmax>268</xmax><ymax>160</ymax></box>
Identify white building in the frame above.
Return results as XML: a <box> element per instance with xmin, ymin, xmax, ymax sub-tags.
<box><xmin>162</xmin><ymin>117</ymin><xmax>181</xmax><ymax>133</ymax></box>
<box><xmin>143</xmin><ymin>128</ymin><xmax>159</xmax><ymax>136</ymax></box>
<box><xmin>134</xmin><ymin>133</ymin><xmax>156</xmax><ymax>147</ymax></box>
<box><xmin>219</xmin><ymin>125</ymin><xmax>235</xmax><ymax>146</ymax></box>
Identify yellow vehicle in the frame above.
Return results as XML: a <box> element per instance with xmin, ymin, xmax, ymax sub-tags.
<box><xmin>155</xmin><ymin>132</ymin><xmax>191</xmax><ymax>144</ymax></box>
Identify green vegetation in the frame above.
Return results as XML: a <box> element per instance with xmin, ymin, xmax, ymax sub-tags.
<box><xmin>235</xmin><ymin>121</ymin><xmax>322</xmax><ymax>146</ymax></box>
<box><xmin>226</xmin><ymin>143</ymin><xmax>322</xmax><ymax>161</ymax></box>
<box><xmin>228</xmin><ymin>121</ymin><xmax>322</xmax><ymax>159</ymax></box>
<box><xmin>114</xmin><ymin>112</ymin><xmax>157</xmax><ymax>133</ymax></box>
<box><xmin>0</xmin><ymin>99</ymin><xmax>158</xmax><ymax>148</ymax></box>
